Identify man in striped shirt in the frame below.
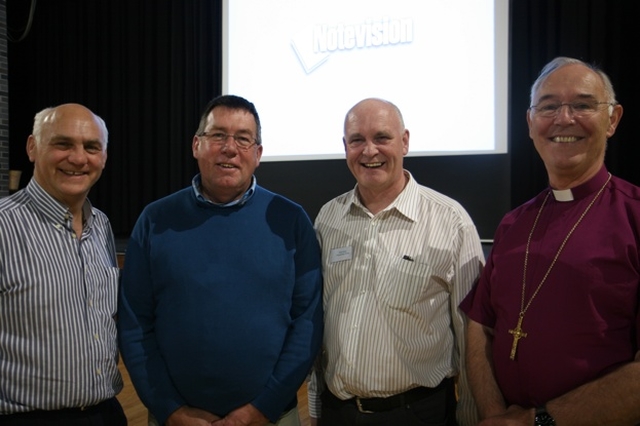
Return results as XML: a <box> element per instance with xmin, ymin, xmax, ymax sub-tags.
<box><xmin>0</xmin><ymin>104</ymin><xmax>126</xmax><ymax>425</ymax></box>
<box><xmin>309</xmin><ymin>98</ymin><xmax>484</xmax><ymax>426</ymax></box>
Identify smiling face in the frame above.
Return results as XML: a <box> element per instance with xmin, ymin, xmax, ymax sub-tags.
<box><xmin>192</xmin><ymin>106</ymin><xmax>263</xmax><ymax>203</ymax></box>
<box><xmin>343</xmin><ymin>99</ymin><xmax>409</xmax><ymax>204</ymax></box>
<box><xmin>27</xmin><ymin>104</ymin><xmax>108</xmax><ymax>211</ymax></box>
<box><xmin>527</xmin><ymin>63</ymin><xmax>623</xmax><ymax>188</ymax></box>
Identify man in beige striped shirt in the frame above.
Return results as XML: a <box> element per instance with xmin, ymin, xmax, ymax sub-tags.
<box><xmin>309</xmin><ymin>98</ymin><xmax>484</xmax><ymax>426</ymax></box>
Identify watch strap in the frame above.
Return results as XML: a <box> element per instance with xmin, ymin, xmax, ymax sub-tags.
<box><xmin>534</xmin><ymin>406</ymin><xmax>556</xmax><ymax>426</ymax></box>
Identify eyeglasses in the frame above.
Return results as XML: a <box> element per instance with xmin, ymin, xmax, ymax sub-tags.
<box><xmin>197</xmin><ymin>132</ymin><xmax>258</xmax><ymax>150</ymax></box>
<box><xmin>529</xmin><ymin>100</ymin><xmax>615</xmax><ymax>118</ymax></box>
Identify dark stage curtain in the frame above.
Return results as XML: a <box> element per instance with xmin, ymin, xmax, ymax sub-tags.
<box><xmin>6</xmin><ymin>0</ymin><xmax>640</xmax><ymax>237</ymax></box>
<box><xmin>509</xmin><ymin>0</ymin><xmax>640</xmax><ymax>207</ymax></box>
<box><xmin>7</xmin><ymin>0</ymin><xmax>221</xmax><ymax>237</ymax></box>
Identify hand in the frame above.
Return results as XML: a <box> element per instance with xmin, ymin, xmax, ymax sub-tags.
<box><xmin>310</xmin><ymin>417</ymin><xmax>318</xmax><ymax>426</ymax></box>
<box><xmin>477</xmin><ymin>405</ymin><xmax>535</xmax><ymax>426</ymax></box>
<box><xmin>165</xmin><ymin>406</ymin><xmax>221</xmax><ymax>426</ymax></box>
<box><xmin>211</xmin><ymin>403</ymin><xmax>269</xmax><ymax>426</ymax></box>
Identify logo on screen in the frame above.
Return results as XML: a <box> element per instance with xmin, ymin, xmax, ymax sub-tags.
<box><xmin>291</xmin><ymin>17</ymin><xmax>414</xmax><ymax>74</ymax></box>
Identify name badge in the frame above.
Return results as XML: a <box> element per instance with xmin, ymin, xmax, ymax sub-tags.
<box><xmin>329</xmin><ymin>246</ymin><xmax>352</xmax><ymax>263</ymax></box>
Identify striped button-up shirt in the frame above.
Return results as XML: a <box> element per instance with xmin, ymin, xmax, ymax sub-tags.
<box><xmin>0</xmin><ymin>179</ymin><xmax>122</xmax><ymax>414</ymax></box>
<box><xmin>310</xmin><ymin>172</ymin><xmax>484</xmax><ymax>426</ymax></box>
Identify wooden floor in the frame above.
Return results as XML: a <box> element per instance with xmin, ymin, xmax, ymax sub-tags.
<box><xmin>117</xmin><ymin>360</ymin><xmax>311</xmax><ymax>426</ymax></box>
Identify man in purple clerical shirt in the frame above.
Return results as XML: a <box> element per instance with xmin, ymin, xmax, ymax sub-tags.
<box><xmin>461</xmin><ymin>57</ymin><xmax>640</xmax><ymax>426</ymax></box>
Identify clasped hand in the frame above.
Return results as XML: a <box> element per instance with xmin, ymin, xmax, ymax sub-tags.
<box><xmin>166</xmin><ymin>404</ymin><xmax>269</xmax><ymax>426</ymax></box>
<box><xmin>476</xmin><ymin>405</ymin><xmax>535</xmax><ymax>426</ymax></box>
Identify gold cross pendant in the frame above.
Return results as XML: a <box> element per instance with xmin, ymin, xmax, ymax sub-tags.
<box><xmin>508</xmin><ymin>314</ymin><xmax>527</xmax><ymax>360</ymax></box>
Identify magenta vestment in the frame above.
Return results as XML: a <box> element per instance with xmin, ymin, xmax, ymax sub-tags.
<box><xmin>461</xmin><ymin>166</ymin><xmax>640</xmax><ymax>406</ymax></box>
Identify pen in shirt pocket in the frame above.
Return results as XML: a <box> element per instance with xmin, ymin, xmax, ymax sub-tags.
<box><xmin>402</xmin><ymin>254</ymin><xmax>414</xmax><ymax>262</ymax></box>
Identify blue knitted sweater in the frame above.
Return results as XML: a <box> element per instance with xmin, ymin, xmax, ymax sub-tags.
<box><xmin>118</xmin><ymin>184</ymin><xmax>323</xmax><ymax>424</ymax></box>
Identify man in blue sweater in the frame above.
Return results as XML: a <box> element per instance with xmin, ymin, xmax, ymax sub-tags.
<box><xmin>118</xmin><ymin>95</ymin><xmax>323</xmax><ymax>426</ymax></box>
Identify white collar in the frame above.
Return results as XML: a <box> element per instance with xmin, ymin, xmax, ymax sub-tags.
<box><xmin>551</xmin><ymin>188</ymin><xmax>574</xmax><ymax>202</ymax></box>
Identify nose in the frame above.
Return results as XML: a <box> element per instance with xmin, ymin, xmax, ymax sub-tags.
<box><xmin>221</xmin><ymin>134</ymin><xmax>236</xmax><ymax>143</ymax></box>
<box><xmin>67</xmin><ymin>145</ymin><xmax>88</xmax><ymax>165</ymax></box>
<box><xmin>362</xmin><ymin>140</ymin><xmax>379</xmax><ymax>156</ymax></box>
<box><xmin>220</xmin><ymin>136</ymin><xmax>238</xmax><ymax>154</ymax></box>
<box><xmin>553</xmin><ymin>104</ymin><xmax>576</xmax><ymax>123</ymax></box>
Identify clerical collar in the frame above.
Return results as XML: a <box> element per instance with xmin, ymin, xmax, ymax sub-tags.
<box><xmin>549</xmin><ymin>166</ymin><xmax>610</xmax><ymax>203</ymax></box>
<box><xmin>191</xmin><ymin>174</ymin><xmax>257</xmax><ymax>207</ymax></box>
<box><xmin>551</xmin><ymin>188</ymin><xmax>574</xmax><ymax>202</ymax></box>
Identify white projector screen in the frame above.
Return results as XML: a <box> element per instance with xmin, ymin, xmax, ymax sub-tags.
<box><xmin>223</xmin><ymin>0</ymin><xmax>509</xmax><ymax>162</ymax></box>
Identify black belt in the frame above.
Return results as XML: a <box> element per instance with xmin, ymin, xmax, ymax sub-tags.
<box><xmin>325</xmin><ymin>378</ymin><xmax>452</xmax><ymax>413</ymax></box>
<box><xmin>0</xmin><ymin>397</ymin><xmax>117</xmax><ymax>421</ymax></box>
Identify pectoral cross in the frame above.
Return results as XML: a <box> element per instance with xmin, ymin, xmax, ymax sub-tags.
<box><xmin>508</xmin><ymin>313</ymin><xmax>527</xmax><ymax>360</ymax></box>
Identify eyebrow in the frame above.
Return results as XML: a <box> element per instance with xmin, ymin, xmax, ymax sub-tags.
<box><xmin>348</xmin><ymin>130</ymin><xmax>392</xmax><ymax>137</ymax></box>
<box><xmin>345</xmin><ymin>132</ymin><xmax>364</xmax><ymax>140</ymax></box>
<box><xmin>49</xmin><ymin>135</ymin><xmax>104</xmax><ymax>146</ymax></box>
<box><xmin>535</xmin><ymin>93</ymin><xmax>598</xmax><ymax>103</ymax></box>
<box><xmin>207</xmin><ymin>126</ymin><xmax>254</xmax><ymax>135</ymax></box>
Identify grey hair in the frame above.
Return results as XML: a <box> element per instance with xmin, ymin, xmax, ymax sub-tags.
<box><xmin>32</xmin><ymin>106</ymin><xmax>109</xmax><ymax>148</ymax></box>
<box><xmin>530</xmin><ymin>57</ymin><xmax>617</xmax><ymax>115</ymax></box>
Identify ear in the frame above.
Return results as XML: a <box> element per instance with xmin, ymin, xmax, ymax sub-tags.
<box><xmin>26</xmin><ymin>135</ymin><xmax>37</xmax><ymax>162</ymax></box>
<box><xmin>606</xmin><ymin>104</ymin><xmax>623</xmax><ymax>139</ymax></box>
<box><xmin>402</xmin><ymin>129</ymin><xmax>409</xmax><ymax>156</ymax></box>
<box><xmin>526</xmin><ymin>109</ymin><xmax>534</xmax><ymax>139</ymax></box>
<box><xmin>254</xmin><ymin>144</ymin><xmax>263</xmax><ymax>168</ymax></box>
<box><xmin>192</xmin><ymin>135</ymin><xmax>200</xmax><ymax>159</ymax></box>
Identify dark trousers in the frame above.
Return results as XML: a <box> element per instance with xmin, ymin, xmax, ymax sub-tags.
<box><xmin>0</xmin><ymin>397</ymin><xmax>127</xmax><ymax>426</ymax></box>
<box><xmin>319</xmin><ymin>378</ymin><xmax>457</xmax><ymax>426</ymax></box>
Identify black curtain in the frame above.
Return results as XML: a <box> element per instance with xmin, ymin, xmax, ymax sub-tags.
<box><xmin>509</xmin><ymin>0</ymin><xmax>640</xmax><ymax>207</ymax></box>
<box><xmin>6</xmin><ymin>0</ymin><xmax>640</xmax><ymax>238</ymax></box>
<box><xmin>7</xmin><ymin>0</ymin><xmax>221</xmax><ymax>237</ymax></box>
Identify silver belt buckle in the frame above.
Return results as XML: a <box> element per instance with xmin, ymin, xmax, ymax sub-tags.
<box><xmin>355</xmin><ymin>397</ymin><xmax>375</xmax><ymax>414</ymax></box>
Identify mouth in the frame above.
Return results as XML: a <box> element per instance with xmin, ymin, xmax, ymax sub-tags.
<box><xmin>551</xmin><ymin>136</ymin><xmax>581</xmax><ymax>143</ymax></box>
<box><xmin>61</xmin><ymin>170</ymin><xmax>87</xmax><ymax>176</ymax></box>
<box><xmin>218</xmin><ymin>163</ymin><xmax>237</xmax><ymax>169</ymax></box>
<box><xmin>362</xmin><ymin>162</ymin><xmax>384</xmax><ymax>168</ymax></box>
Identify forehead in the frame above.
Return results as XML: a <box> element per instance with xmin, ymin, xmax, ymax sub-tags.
<box><xmin>534</xmin><ymin>64</ymin><xmax>606</xmax><ymax>101</ymax></box>
<box><xmin>44</xmin><ymin>109</ymin><xmax>104</xmax><ymax>141</ymax></box>
<box><xmin>206</xmin><ymin>106</ymin><xmax>257</xmax><ymax>132</ymax></box>
<box><xmin>345</xmin><ymin>102</ymin><xmax>401</xmax><ymax>134</ymax></box>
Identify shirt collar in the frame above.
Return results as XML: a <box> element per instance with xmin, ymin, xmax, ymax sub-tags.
<box><xmin>192</xmin><ymin>173</ymin><xmax>257</xmax><ymax>207</ymax></box>
<box><xmin>550</xmin><ymin>165</ymin><xmax>610</xmax><ymax>202</ymax></box>
<box><xmin>343</xmin><ymin>170</ymin><xmax>419</xmax><ymax>222</ymax></box>
<box><xmin>25</xmin><ymin>178</ymin><xmax>95</xmax><ymax>231</ymax></box>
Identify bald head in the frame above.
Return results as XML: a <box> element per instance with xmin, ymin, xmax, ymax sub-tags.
<box><xmin>33</xmin><ymin>103</ymin><xmax>109</xmax><ymax>149</ymax></box>
<box><xmin>344</xmin><ymin>98</ymin><xmax>405</xmax><ymax>135</ymax></box>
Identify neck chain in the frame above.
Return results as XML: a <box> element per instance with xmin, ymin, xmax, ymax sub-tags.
<box><xmin>508</xmin><ymin>173</ymin><xmax>611</xmax><ymax>360</ymax></box>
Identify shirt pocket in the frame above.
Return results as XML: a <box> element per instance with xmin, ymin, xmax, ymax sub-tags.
<box><xmin>378</xmin><ymin>257</ymin><xmax>431</xmax><ymax>309</ymax></box>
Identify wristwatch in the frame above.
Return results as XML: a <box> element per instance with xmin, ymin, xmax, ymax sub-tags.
<box><xmin>534</xmin><ymin>406</ymin><xmax>556</xmax><ymax>426</ymax></box>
